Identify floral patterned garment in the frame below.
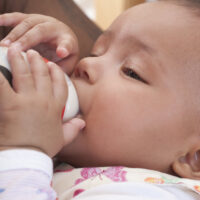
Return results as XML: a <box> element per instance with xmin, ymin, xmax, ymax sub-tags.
<box><xmin>53</xmin><ymin>163</ymin><xmax>200</xmax><ymax>199</ymax></box>
<box><xmin>0</xmin><ymin>150</ymin><xmax>200</xmax><ymax>200</ymax></box>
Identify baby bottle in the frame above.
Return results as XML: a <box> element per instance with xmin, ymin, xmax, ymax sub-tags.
<box><xmin>0</xmin><ymin>46</ymin><xmax>79</xmax><ymax>122</ymax></box>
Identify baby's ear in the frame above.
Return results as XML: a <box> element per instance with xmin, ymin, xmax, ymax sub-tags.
<box><xmin>172</xmin><ymin>149</ymin><xmax>200</xmax><ymax>180</ymax></box>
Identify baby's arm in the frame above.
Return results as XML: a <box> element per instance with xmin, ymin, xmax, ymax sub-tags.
<box><xmin>0</xmin><ymin>47</ymin><xmax>85</xmax><ymax>199</ymax></box>
<box><xmin>0</xmin><ymin>13</ymin><xmax>79</xmax><ymax>74</ymax></box>
<box><xmin>0</xmin><ymin>46</ymin><xmax>85</xmax><ymax>156</ymax></box>
<box><xmin>0</xmin><ymin>149</ymin><xmax>56</xmax><ymax>200</ymax></box>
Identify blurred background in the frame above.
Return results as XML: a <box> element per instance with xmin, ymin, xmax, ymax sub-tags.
<box><xmin>74</xmin><ymin>0</ymin><xmax>156</xmax><ymax>29</ymax></box>
<box><xmin>0</xmin><ymin>0</ymin><xmax>157</xmax><ymax>58</ymax></box>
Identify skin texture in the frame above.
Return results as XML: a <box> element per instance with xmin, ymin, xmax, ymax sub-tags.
<box><xmin>0</xmin><ymin>47</ymin><xmax>85</xmax><ymax>157</ymax></box>
<box><xmin>57</xmin><ymin>1</ymin><xmax>200</xmax><ymax>176</ymax></box>
<box><xmin>0</xmin><ymin>13</ymin><xmax>79</xmax><ymax>74</ymax></box>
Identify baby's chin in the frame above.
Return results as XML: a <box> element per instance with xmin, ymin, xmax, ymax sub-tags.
<box><xmin>55</xmin><ymin>150</ymin><xmax>84</xmax><ymax>167</ymax></box>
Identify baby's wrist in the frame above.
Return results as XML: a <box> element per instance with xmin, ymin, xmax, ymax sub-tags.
<box><xmin>0</xmin><ymin>146</ymin><xmax>44</xmax><ymax>153</ymax></box>
<box><xmin>0</xmin><ymin>148</ymin><xmax>53</xmax><ymax>178</ymax></box>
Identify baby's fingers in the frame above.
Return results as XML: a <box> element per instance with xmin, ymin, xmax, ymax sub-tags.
<box><xmin>56</xmin><ymin>34</ymin><xmax>78</xmax><ymax>58</ymax></box>
<box><xmin>0</xmin><ymin>12</ymin><xmax>27</xmax><ymax>46</ymax></box>
<box><xmin>7</xmin><ymin>47</ymin><xmax>35</xmax><ymax>93</ymax></box>
<box><xmin>0</xmin><ymin>72</ymin><xmax>15</xmax><ymax>105</ymax></box>
<box><xmin>48</xmin><ymin>62</ymin><xmax>68</xmax><ymax>108</ymax></box>
<box><xmin>27</xmin><ymin>50</ymin><xmax>52</xmax><ymax>95</ymax></box>
<box><xmin>62</xmin><ymin>118</ymin><xmax>85</xmax><ymax>145</ymax></box>
<box><xmin>56</xmin><ymin>40</ymin><xmax>73</xmax><ymax>58</ymax></box>
<box><xmin>0</xmin><ymin>12</ymin><xmax>26</xmax><ymax>27</ymax></box>
<box><xmin>56</xmin><ymin>37</ymin><xmax>79</xmax><ymax>74</ymax></box>
<box><xmin>9</xmin><ymin>22</ymin><xmax>55</xmax><ymax>51</ymax></box>
<box><xmin>1</xmin><ymin>15</ymin><xmax>44</xmax><ymax>48</ymax></box>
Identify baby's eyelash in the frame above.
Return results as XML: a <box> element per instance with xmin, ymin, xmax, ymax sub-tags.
<box><xmin>122</xmin><ymin>67</ymin><xmax>147</xmax><ymax>84</ymax></box>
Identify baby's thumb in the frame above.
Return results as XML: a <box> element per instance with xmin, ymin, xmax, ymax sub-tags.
<box><xmin>62</xmin><ymin>118</ymin><xmax>85</xmax><ymax>145</ymax></box>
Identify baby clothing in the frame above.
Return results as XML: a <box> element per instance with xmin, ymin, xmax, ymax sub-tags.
<box><xmin>53</xmin><ymin>163</ymin><xmax>200</xmax><ymax>200</ymax></box>
<box><xmin>0</xmin><ymin>149</ymin><xmax>200</xmax><ymax>200</ymax></box>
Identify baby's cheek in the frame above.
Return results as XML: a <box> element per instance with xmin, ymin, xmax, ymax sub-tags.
<box><xmin>86</xmin><ymin>89</ymin><xmax>128</xmax><ymax>137</ymax></box>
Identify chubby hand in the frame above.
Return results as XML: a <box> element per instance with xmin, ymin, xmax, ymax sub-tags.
<box><xmin>0</xmin><ymin>12</ymin><xmax>79</xmax><ymax>74</ymax></box>
<box><xmin>0</xmin><ymin>47</ymin><xmax>85</xmax><ymax>157</ymax></box>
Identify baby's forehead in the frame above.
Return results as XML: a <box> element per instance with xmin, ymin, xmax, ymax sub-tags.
<box><xmin>103</xmin><ymin>3</ymin><xmax>200</xmax><ymax>89</ymax></box>
<box><xmin>109</xmin><ymin>2</ymin><xmax>200</xmax><ymax>62</ymax></box>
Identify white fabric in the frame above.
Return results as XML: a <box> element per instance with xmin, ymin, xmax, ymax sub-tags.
<box><xmin>74</xmin><ymin>182</ymin><xmax>199</xmax><ymax>200</ymax></box>
<box><xmin>0</xmin><ymin>149</ymin><xmax>199</xmax><ymax>200</ymax></box>
<box><xmin>0</xmin><ymin>149</ymin><xmax>53</xmax><ymax>178</ymax></box>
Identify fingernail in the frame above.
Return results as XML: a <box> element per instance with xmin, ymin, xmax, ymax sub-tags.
<box><xmin>47</xmin><ymin>61</ymin><xmax>54</xmax><ymax>66</ymax></box>
<box><xmin>1</xmin><ymin>39</ymin><xmax>11</xmax><ymax>46</ymax></box>
<box><xmin>28</xmin><ymin>49</ymin><xmax>40</xmax><ymax>56</ymax></box>
<box><xmin>47</xmin><ymin>61</ymin><xmax>55</xmax><ymax>69</ymax></box>
<box><xmin>70</xmin><ymin>118</ymin><xmax>86</xmax><ymax>130</ymax></box>
<box><xmin>58</xmin><ymin>47</ymin><xmax>69</xmax><ymax>58</ymax></box>
<box><xmin>27</xmin><ymin>49</ymin><xmax>35</xmax><ymax>54</ymax></box>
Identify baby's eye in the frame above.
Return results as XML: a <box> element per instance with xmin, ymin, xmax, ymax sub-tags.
<box><xmin>122</xmin><ymin>67</ymin><xmax>147</xmax><ymax>84</ymax></box>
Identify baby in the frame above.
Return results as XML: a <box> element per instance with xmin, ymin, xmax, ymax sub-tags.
<box><xmin>0</xmin><ymin>0</ymin><xmax>200</xmax><ymax>199</ymax></box>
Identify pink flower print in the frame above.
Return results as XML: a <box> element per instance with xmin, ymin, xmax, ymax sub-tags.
<box><xmin>75</xmin><ymin>168</ymin><xmax>102</xmax><ymax>185</ymax></box>
<box><xmin>81</xmin><ymin>168</ymin><xmax>102</xmax><ymax>179</ymax></box>
<box><xmin>75</xmin><ymin>167</ymin><xmax>127</xmax><ymax>185</ymax></box>
<box><xmin>103</xmin><ymin>167</ymin><xmax>127</xmax><ymax>182</ymax></box>
<box><xmin>73</xmin><ymin>189</ymin><xmax>85</xmax><ymax>197</ymax></box>
<box><xmin>75</xmin><ymin>178</ymin><xmax>84</xmax><ymax>185</ymax></box>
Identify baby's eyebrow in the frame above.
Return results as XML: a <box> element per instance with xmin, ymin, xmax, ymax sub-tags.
<box><xmin>102</xmin><ymin>30</ymin><xmax>159</xmax><ymax>75</ymax></box>
<box><xmin>128</xmin><ymin>35</ymin><xmax>155</xmax><ymax>56</ymax></box>
<box><xmin>124</xmin><ymin>34</ymin><xmax>161</xmax><ymax>77</ymax></box>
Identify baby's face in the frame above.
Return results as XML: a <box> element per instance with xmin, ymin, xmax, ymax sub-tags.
<box><xmin>58</xmin><ymin>1</ymin><xmax>200</xmax><ymax>174</ymax></box>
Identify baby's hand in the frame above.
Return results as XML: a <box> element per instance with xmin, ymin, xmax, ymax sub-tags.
<box><xmin>0</xmin><ymin>13</ymin><xmax>79</xmax><ymax>74</ymax></box>
<box><xmin>0</xmin><ymin>47</ymin><xmax>84</xmax><ymax>157</ymax></box>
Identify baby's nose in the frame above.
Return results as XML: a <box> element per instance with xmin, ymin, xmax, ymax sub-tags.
<box><xmin>74</xmin><ymin>58</ymin><xmax>101</xmax><ymax>84</ymax></box>
<box><xmin>75</xmin><ymin>65</ymin><xmax>90</xmax><ymax>81</ymax></box>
